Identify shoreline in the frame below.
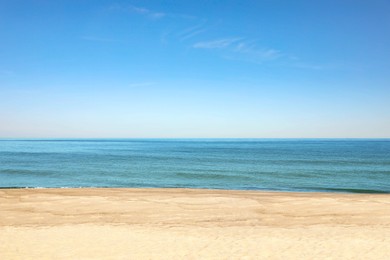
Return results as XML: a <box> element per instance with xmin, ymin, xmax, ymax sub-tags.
<box><xmin>1</xmin><ymin>188</ymin><xmax>390</xmax><ymax>259</ymax></box>
<box><xmin>0</xmin><ymin>186</ymin><xmax>388</xmax><ymax>194</ymax></box>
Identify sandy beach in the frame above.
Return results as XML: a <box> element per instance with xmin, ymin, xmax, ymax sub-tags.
<box><xmin>1</xmin><ymin>188</ymin><xmax>389</xmax><ymax>259</ymax></box>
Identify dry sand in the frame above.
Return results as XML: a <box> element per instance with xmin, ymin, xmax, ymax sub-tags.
<box><xmin>1</xmin><ymin>188</ymin><xmax>390</xmax><ymax>259</ymax></box>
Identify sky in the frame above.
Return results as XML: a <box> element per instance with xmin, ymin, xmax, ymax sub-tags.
<box><xmin>0</xmin><ymin>0</ymin><xmax>389</xmax><ymax>138</ymax></box>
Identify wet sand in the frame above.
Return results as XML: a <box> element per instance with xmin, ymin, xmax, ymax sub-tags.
<box><xmin>1</xmin><ymin>188</ymin><xmax>390</xmax><ymax>259</ymax></box>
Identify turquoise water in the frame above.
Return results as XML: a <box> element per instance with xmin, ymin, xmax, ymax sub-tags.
<box><xmin>0</xmin><ymin>139</ymin><xmax>389</xmax><ymax>193</ymax></box>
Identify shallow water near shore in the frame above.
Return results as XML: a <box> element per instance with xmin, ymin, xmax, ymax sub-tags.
<box><xmin>0</xmin><ymin>139</ymin><xmax>389</xmax><ymax>193</ymax></box>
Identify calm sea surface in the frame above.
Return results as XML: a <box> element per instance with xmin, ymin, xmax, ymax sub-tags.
<box><xmin>0</xmin><ymin>139</ymin><xmax>389</xmax><ymax>193</ymax></box>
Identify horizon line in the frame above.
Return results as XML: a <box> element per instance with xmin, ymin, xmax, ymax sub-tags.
<box><xmin>1</xmin><ymin>137</ymin><xmax>389</xmax><ymax>140</ymax></box>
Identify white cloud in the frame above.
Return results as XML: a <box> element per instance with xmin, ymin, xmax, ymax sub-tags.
<box><xmin>192</xmin><ymin>38</ymin><xmax>282</xmax><ymax>63</ymax></box>
<box><xmin>110</xmin><ymin>4</ymin><xmax>166</xmax><ymax>19</ymax></box>
<box><xmin>193</xmin><ymin>38</ymin><xmax>242</xmax><ymax>49</ymax></box>
<box><xmin>178</xmin><ymin>22</ymin><xmax>208</xmax><ymax>41</ymax></box>
<box><xmin>181</xmin><ymin>28</ymin><xmax>207</xmax><ymax>41</ymax></box>
<box><xmin>233</xmin><ymin>41</ymin><xmax>281</xmax><ymax>60</ymax></box>
<box><xmin>129</xmin><ymin>5</ymin><xmax>166</xmax><ymax>19</ymax></box>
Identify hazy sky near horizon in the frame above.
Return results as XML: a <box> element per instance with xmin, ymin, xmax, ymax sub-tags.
<box><xmin>1</xmin><ymin>0</ymin><xmax>389</xmax><ymax>138</ymax></box>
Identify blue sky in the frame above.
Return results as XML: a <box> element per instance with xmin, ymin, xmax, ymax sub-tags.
<box><xmin>1</xmin><ymin>0</ymin><xmax>389</xmax><ymax>138</ymax></box>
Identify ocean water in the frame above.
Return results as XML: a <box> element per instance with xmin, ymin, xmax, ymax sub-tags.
<box><xmin>0</xmin><ymin>139</ymin><xmax>389</xmax><ymax>193</ymax></box>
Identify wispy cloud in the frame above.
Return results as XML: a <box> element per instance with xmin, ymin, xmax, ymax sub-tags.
<box><xmin>233</xmin><ymin>41</ymin><xmax>281</xmax><ymax>60</ymax></box>
<box><xmin>130</xmin><ymin>5</ymin><xmax>165</xmax><ymax>19</ymax></box>
<box><xmin>193</xmin><ymin>38</ymin><xmax>282</xmax><ymax>63</ymax></box>
<box><xmin>193</xmin><ymin>38</ymin><xmax>242</xmax><ymax>49</ymax></box>
<box><xmin>110</xmin><ymin>4</ymin><xmax>166</xmax><ymax>19</ymax></box>
<box><xmin>181</xmin><ymin>28</ymin><xmax>207</xmax><ymax>40</ymax></box>
<box><xmin>178</xmin><ymin>22</ymin><xmax>208</xmax><ymax>41</ymax></box>
<box><xmin>193</xmin><ymin>37</ymin><xmax>346</xmax><ymax>69</ymax></box>
<box><xmin>108</xmin><ymin>4</ymin><xmax>335</xmax><ymax>70</ymax></box>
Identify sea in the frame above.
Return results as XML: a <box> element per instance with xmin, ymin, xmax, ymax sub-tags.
<box><xmin>0</xmin><ymin>139</ymin><xmax>389</xmax><ymax>193</ymax></box>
